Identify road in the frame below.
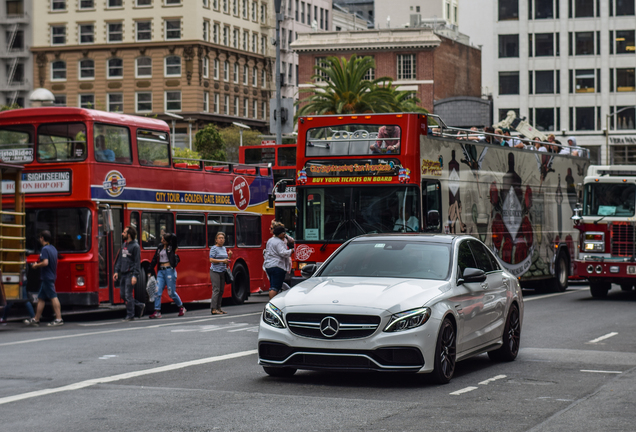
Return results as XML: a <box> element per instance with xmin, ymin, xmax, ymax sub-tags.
<box><xmin>1</xmin><ymin>283</ymin><xmax>635</xmax><ymax>432</ymax></box>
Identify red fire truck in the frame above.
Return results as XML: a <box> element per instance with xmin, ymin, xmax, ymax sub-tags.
<box><xmin>292</xmin><ymin>113</ymin><xmax>589</xmax><ymax>291</ymax></box>
<box><xmin>572</xmin><ymin>165</ymin><xmax>636</xmax><ymax>297</ymax></box>
<box><xmin>0</xmin><ymin>107</ymin><xmax>274</xmax><ymax>307</ymax></box>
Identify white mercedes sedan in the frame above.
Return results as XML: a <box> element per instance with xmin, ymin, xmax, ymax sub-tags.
<box><xmin>258</xmin><ymin>234</ymin><xmax>523</xmax><ymax>383</ymax></box>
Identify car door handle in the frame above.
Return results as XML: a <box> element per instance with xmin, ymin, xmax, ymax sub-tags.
<box><xmin>480</xmin><ymin>282</ymin><xmax>488</xmax><ymax>290</ymax></box>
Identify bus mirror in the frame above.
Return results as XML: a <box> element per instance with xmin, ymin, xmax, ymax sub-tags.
<box><xmin>427</xmin><ymin>210</ymin><xmax>440</xmax><ymax>228</ymax></box>
<box><xmin>277</xmin><ymin>181</ymin><xmax>287</xmax><ymax>193</ymax></box>
<box><xmin>102</xmin><ymin>209</ymin><xmax>114</xmax><ymax>233</ymax></box>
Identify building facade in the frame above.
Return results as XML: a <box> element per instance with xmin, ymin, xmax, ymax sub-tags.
<box><xmin>292</xmin><ymin>28</ymin><xmax>481</xmax><ymax>113</ymax></box>
<box><xmin>461</xmin><ymin>0</ymin><xmax>636</xmax><ymax>164</ymax></box>
<box><xmin>333</xmin><ymin>3</ymin><xmax>370</xmax><ymax>31</ymax></box>
<box><xmin>1</xmin><ymin>0</ymin><xmax>33</xmax><ymax>107</ymax></box>
<box><xmin>31</xmin><ymin>0</ymin><xmax>276</xmax><ymax>140</ymax></box>
<box><xmin>374</xmin><ymin>0</ymin><xmax>458</xmax><ymax>29</ymax></box>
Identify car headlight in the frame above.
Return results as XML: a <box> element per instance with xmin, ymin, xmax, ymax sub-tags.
<box><xmin>384</xmin><ymin>307</ymin><xmax>431</xmax><ymax>332</ymax></box>
<box><xmin>263</xmin><ymin>303</ymin><xmax>286</xmax><ymax>329</ymax></box>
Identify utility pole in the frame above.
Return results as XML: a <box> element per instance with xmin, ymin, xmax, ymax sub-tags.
<box><xmin>275</xmin><ymin>0</ymin><xmax>282</xmax><ymax>145</ymax></box>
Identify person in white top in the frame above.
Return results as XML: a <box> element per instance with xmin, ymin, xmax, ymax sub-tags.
<box><xmin>394</xmin><ymin>207</ymin><xmax>419</xmax><ymax>232</ymax></box>
<box><xmin>264</xmin><ymin>225</ymin><xmax>293</xmax><ymax>299</ymax></box>
<box><xmin>560</xmin><ymin>136</ymin><xmax>580</xmax><ymax>156</ymax></box>
<box><xmin>533</xmin><ymin>137</ymin><xmax>548</xmax><ymax>152</ymax></box>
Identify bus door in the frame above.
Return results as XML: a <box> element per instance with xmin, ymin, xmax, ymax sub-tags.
<box><xmin>98</xmin><ymin>206</ymin><xmax>123</xmax><ymax>303</ymax></box>
<box><xmin>422</xmin><ymin>180</ymin><xmax>442</xmax><ymax>232</ymax></box>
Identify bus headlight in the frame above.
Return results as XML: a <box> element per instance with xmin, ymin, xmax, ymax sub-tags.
<box><xmin>76</xmin><ymin>276</ymin><xmax>85</xmax><ymax>287</ymax></box>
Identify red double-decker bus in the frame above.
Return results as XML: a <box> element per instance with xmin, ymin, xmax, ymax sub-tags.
<box><xmin>240</xmin><ymin>143</ymin><xmax>296</xmax><ymax>237</ymax></box>
<box><xmin>292</xmin><ymin>113</ymin><xmax>588</xmax><ymax>291</ymax></box>
<box><xmin>0</xmin><ymin>107</ymin><xmax>274</xmax><ymax>307</ymax></box>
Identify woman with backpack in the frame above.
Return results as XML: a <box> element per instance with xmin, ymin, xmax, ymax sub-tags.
<box><xmin>209</xmin><ymin>231</ymin><xmax>232</xmax><ymax>315</ymax></box>
<box><xmin>148</xmin><ymin>233</ymin><xmax>186</xmax><ymax>318</ymax></box>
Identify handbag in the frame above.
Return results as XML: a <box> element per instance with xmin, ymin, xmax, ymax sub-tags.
<box><xmin>224</xmin><ymin>268</ymin><xmax>234</xmax><ymax>285</ymax></box>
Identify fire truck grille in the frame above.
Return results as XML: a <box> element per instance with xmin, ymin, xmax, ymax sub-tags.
<box><xmin>612</xmin><ymin>223</ymin><xmax>635</xmax><ymax>257</ymax></box>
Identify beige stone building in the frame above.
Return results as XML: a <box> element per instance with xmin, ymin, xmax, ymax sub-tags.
<box><xmin>32</xmin><ymin>0</ymin><xmax>275</xmax><ymax>143</ymax></box>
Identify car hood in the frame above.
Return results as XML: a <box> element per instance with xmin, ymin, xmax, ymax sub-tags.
<box><xmin>276</xmin><ymin>277</ymin><xmax>449</xmax><ymax>314</ymax></box>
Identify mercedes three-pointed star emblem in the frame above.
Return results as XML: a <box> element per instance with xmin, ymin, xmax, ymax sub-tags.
<box><xmin>319</xmin><ymin>316</ymin><xmax>339</xmax><ymax>338</ymax></box>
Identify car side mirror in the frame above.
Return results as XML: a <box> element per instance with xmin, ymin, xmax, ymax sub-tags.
<box><xmin>427</xmin><ymin>210</ymin><xmax>440</xmax><ymax>228</ymax></box>
<box><xmin>300</xmin><ymin>264</ymin><xmax>317</xmax><ymax>278</ymax></box>
<box><xmin>460</xmin><ymin>267</ymin><xmax>487</xmax><ymax>284</ymax></box>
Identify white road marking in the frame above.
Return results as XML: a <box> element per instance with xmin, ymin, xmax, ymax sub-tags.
<box><xmin>98</xmin><ymin>355</ymin><xmax>118</xmax><ymax>360</ymax></box>
<box><xmin>227</xmin><ymin>326</ymin><xmax>259</xmax><ymax>332</ymax></box>
<box><xmin>587</xmin><ymin>332</ymin><xmax>618</xmax><ymax>344</ymax></box>
<box><xmin>580</xmin><ymin>369</ymin><xmax>622</xmax><ymax>374</ymax></box>
<box><xmin>449</xmin><ymin>386</ymin><xmax>478</xmax><ymax>395</ymax></box>
<box><xmin>0</xmin><ymin>312</ymin><xmax>261</xmax><ymax>347</ymax></box>
<box><xmin>170</xmin><ymin>323</ymin><xmax>248</xmax><ymax>333</ymax></box>
<box><xmin>524</xmin><ymin>291</ymin><xmax>578</xmax><ymax>302</ymax></box>
<box><xmin>478</xmin><ymin>374</ymin><xmax>507</xmax><ymax>385</ymax></box>
<box><xmin>0</xmin><ymin>349</ymin><xmax>257</xmax><ymax>406</ymax></box>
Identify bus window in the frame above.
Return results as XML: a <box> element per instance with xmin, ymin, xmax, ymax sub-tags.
<box><xmin>26</xmin><ymin>208</ymin><xmax>91</xmax><ymax>253</ymax></box>
<box><xmin>244</xmin><ymin>147</ymin><xmax>275</xmax><ymax>164</ymax></box>
<box><xmin>207</xmin><ymin>215</ymin><xmax>235</xmax><ymax>247</ymax></box>
<box><xmin>137</xmin><ymin>129</ymin><xmax>170</xmax><ymax>167</ymax></box>
<box><xmin>236</xmin><ymin>215</ymin><xmax>261</xmax><ymax>246</ymax></box>
<box><xmin>277</xmin><ymin>146</ymin><xmax>296</xmax><ymax>167</ymax></box>
<box><xmin>93</xmin><ymin>124</ymin><xmax>132</xmax><ymax>164</ymax></box>
<box><xmin>176</xmin><ymin>214</ymin><xmax>206</xmax><ymax>248</ymax></box>
<box><xmin>140</xmin><ymin>212</ymin><xmax>175</xmax><ymax>249</ymax></box>
<box><xmin>0</xmin><ymin>124</ymin><xmax>34</xmax><ymax>163</ymax></box>
<box><xmin>423</xmin><ymin>180</ymin><xmax>442</xmax><ymax>232</ymax></box>
<box><xmin>306</xmin><ymin>124</ymin><xmax>401</xmax><ymax>157</ymax></box>
<box><xmin>130</xmin><ymin>212</ymin><xmax>140</xmax><ymax>233</ymax></box>
<box><xmin>37</xmin><ymin>123</ymin><xmax>87</xmax><ymax>162</ymax></box>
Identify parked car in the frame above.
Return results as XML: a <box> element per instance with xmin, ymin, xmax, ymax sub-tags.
<box><xmin>258</xmin><ymin>234</ymin><xmax>523</xmax><ymax>383</ymax></box>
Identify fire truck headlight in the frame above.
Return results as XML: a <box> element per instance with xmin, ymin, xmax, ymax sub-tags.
<box><xmin>76</xmin><ymin>276</ymin><xmax>85</xmax><ymax>287</ymax></box>
<box><xmin>584</xmin><ymin>242</ymin><xmax>604</xmax><ymax>251</ymax></box>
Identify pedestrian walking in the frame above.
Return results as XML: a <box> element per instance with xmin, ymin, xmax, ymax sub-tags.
<box><xmin>148</xmin><ymin>233</ymin><xmax>185</xmax><ymax>319</ymax></box>
<box><xmin>264</xmin><ymin>225</ymin><xmax>293</xmax><ymax>299</ymax></box>
<box><xmin>1</xmin><ymin>285</ymin><xmax>35</xmax><ymax>325</ymax></box>
<box><xmin>209</xmin><ymin>232</ymin><xmax>232</xmax><ymax>315</ymax></box>
<box><xmin>26</xmin><ymin>230</ymin><xmax>63</xmax><ymax>327</ymax></box>
<box><xmin>114</xmin><ymin>226</ymin><xmax>145</xmax><ymax>321</ymax></box>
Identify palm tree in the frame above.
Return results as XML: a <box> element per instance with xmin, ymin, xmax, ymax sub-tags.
<box><xmin>295</xmin><ymin>55</ymin><xmax>425</xmax><ymax>118</ymax></box>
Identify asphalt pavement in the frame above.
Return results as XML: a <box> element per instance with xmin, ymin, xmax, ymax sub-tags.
<box><xmin>1</xmin><ymin>284</ymin><xmax>635</xmax><ymax>432</ymax></box>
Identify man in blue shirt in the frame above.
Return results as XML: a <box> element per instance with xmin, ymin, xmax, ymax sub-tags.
<box><xmin>27</xmin><ymin>230</ymin><xmax>63</xmax><ymax>327</ymax></box>
<box><xmin>95</xmin><ymin>135</ymin><xmax>116</xmax><ymax>162</ymax></box>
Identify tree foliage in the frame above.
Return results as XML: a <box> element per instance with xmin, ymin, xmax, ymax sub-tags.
<box><xmin>296</xmin><ymin>55</ymin><xmax>427</xmax><ymax>119</ymax></box>
<box><xmin>194</xmin><ymin>124</ymin><xmax>226</xmax><ymax>161</ymax></box>
<box><xmin>172</xmin><ymin>147</ymin><xmax>201</xmax><ymax>164</ymax></box>
<box><xmin>219</xmin><ymin>126</ymin><xmax>263</xmax><ymax>162</ymax></box>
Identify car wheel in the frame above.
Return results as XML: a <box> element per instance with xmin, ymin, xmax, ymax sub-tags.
<box><xmin>590</xmin><ymin>281</ymin><xmax>610</xmax><ymax>298</ymax></box>
<box><xmin>488</xmin><ymin>304</ymin><xmax>521</xmax><ymax>362</ymax></box>
<box><xmin>431</xmin><ymin>318</ymin><xmax>456</xmax><ymax>384</ymax></box>
<box><xmin>263</xmin><ymin>366</ymin><xmax>297</xmax><ymax>377</ymax></box>
<box><xmin>230</xmin><ymin>263</ymin><xmax>249</xmax><ymax>305</ymax></box>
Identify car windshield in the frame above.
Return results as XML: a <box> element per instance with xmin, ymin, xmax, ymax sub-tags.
<box><xmin>318</xmin><ymin>240</ymin><xmax>451</xmax><ymax>280</ymax></box>
<box><xmin>583</xmin><ymin>183</ymin><xmax>635</xmax><ymax>216</ymax></box>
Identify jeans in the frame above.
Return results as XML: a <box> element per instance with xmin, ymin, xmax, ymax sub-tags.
<box><xmin>210</xmin><ymin>270</ymin><xmax>224</xmax><ymax>311</ymax></box>
<box><xmin>266</xmin><ymin>267</ymin><xmax>287</xmax><ymax>292</ymax></box>
<box><xmin>2</xmin><ymin>285</ymin><xmax>35</xmax><ymax>320</ymax></box>
<box><xmin>154</xmin><ymin>267</ymin><xmax>182</xmax><ymax>311</ymax></box>
<box><xmin>121</xmin><ymin>273</ymin><xmax>144</xmax><ymax>319</ymax></box>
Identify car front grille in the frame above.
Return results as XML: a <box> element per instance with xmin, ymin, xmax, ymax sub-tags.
<box><xmin>285</xmin><ymin>313</ymin><xmax>381</xmax><ymax>339</ymax></box>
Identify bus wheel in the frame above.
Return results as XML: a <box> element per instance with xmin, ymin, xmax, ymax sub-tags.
<box><xmin>620</xmin><ymin>283</ymin><xmax>633</xmax><ymax>291</ymax></box>
<box><xmin>134</xmin><ymin>271</ymin><xmax>149</xmax><ymax>303</ymax></box>
<box><xmin>230</xmin><ymin>263</ymin><xmax>249</xmax><ymax>305</ymax></box>
<box><xmin>590</xmin><ymin>281</ymin><xmax>610</xmax><ymax>298</ymax></box>
<box><xmin>550</xmin><ymin>252</ymin><xmax>569</xmax><ymax>292</ymax></box>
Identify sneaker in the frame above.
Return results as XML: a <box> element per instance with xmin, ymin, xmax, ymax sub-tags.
<box><xmin>137</xmin><ymin>304</ymin><xmax>146</xmax><ymax>319</ymax></box>
<box><xmin>178</xmin><ymin>306</ymin><xmax>186</xmax><ymax>317</ymax></box>
<box><xmin>24</xmin><ymin>318</ymin><xmax>39</xmax><ymax>327</ymax></box>
<box><xmin>122</xmin><ymin>317</ymin><xmax>134</xmax><ymax>322</ymax></box>
<box><xmin>47</xmin><ymin>319</ymin><xmax>64</xmax><ymax>327</ymax></box>
<box><xmin>148</xmin><ymin>311</ymin><xmax>161</xmax><ymax>319</ymax></box>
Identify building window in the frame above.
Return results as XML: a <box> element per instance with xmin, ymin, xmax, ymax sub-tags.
<box><xmin>261</xmin><ymin>36</ymin><xmax>266</xmax><ymax>54</ymax></box>
<box><xmin>616</xmin><ymin>106</ymin><xmax>636</xmax><ymax>130</ymax></box>
<box><xmin>616</xmin><ymin>68</ymin><xmax>635</xmax><ymax>91</ymax></box>
<box><xmin>203</xmin><ymin>56</ymin><xmax>209</xmax><ymax>78</ymax></box>
<box><xmin>397</xmin><ymin>54</ymin><xmax>416</xmax><ymax>80</ymax></box>
<box><xmin>615</xmin><ymin>0</ymin><xmax>635</xmax><ymax>16</ymax></box>
<box><xmin>203</xmin><ymin>20</ymin><xmax>210</xmax><ymax>41</ymax></box>
<box><xmin>51</xmin><ymin>25</ymin><xmax>66</xmax><ymax>45</ymax></box>
<box><xmin>54</xmin><ymin>95</ymin><xmax>66</xmax><ymax>106</ymax></box>
<box><xmin>136</xmin><ymin>92</ymin><xmax>152</xmax><ymax>112</ymax></box>
<box><xmin>261</xmin><ymin>3</ymin><xmax>266</xmax><ymax>22</ymax></box>
<box><xmin>165</xmin><ymin>91</ymin><xmax>182</xmax><ymax>112</ymax></box>
<box><xmin>224</xmin><ymin>61</ymin><xmax>229</xmax><ymax>81</ymax></box>
<box><xmin>79</xmin><ymin>24</ymin><xmax>94</xmax><ymax>44</ymax></box>
<box><xmin>243</xmin><ymin>64</ymin><xmax>248</xmax><ymax>85</ymax></box>
<box><xmin>575</xmin><ymin>32</ymin><xmax>594</xmax><ymax>55</ymax></box>
<box><xmin>79</xmin><ymin>94</ymin><xmax>95</xmax><ymax>109</ymax></box>
<box><xmin>535</xmin><ymin>108</ymin><xmax>555</xmax><ymax>131</ymax></box>
<box><xmin>80</xmin><ymin>0</ymin><xmax>94</xmax><ymax>9</ymax></box>
<box><xmin>575</xmin><ymin>107</ymin><xmax>595</xmax><ymax>130</ymax></box>
<box><xmin>262</xmin><ymin>101</ymin><xmax>267</xmax><ymax>119</ymax></box>
<box><xmin>234</xmin><ymin>96</ymin><xmax>239</xmax><ymax>115</ymax></box>
<box><xmin>108</xmin><ymin>0</ymin><xmax>123</xmax><ymax>7</ymax></box>
<box><xmin>574</xmin><ymin>0</ymin><xmax>594</xmax><ymax>17</ymax></box>
<box><xmin>51</xmin><ymin>0</ymin><xmax>66</xmax><ymax>11</ymax></box>
<box><xmin>165</xmin><ymin>0</ymin><xmax>181</xmax><ymax>4</ymax></box>
<box><xmin>214</xmin><ymin>58</ymin><xmax>219</xmax><ymax>79</ymax></box>
<box><xmin>243</xmin><ymin>98</ymin><xmax>248</xmax><ymax>117</ymax></box>
<box><xmin>233</xmin><ymin>63</ymin><xmax>239</xmax><ymax>82</ymax></box>
<box><xmin>223</xmin><ymin>26</ymin><xmax>229</xmax><ymax>45</ymax></box>
<box><xmin>575</xmin><ymin>69</ymin><xmax>595</xmax><ymax>92</ymax></box>
<box><xmin>233</xmin><ymin>0</ymin><xmax>238</xmax><ymax>14</ymax></box>
<box><xmin>301</xmin><ymin>1</ymin><xmax>305</xmax><ymax>23</ymax></box>
<box><xmin>203</xmin><ymin>91</ymin><xmax>209</xmax><ymax>112</ymax></box>
<box><xmin>214</xmin><ymin>93</ymin><xmax>219</xmax><ymax>113</ymax></box>
<box><xmin>213</xmin><ymin>23</ymin><xmax>219</xmax><ymax>43</ymax></box>
<box><xmin>288</xmin><ymin>63</ymin><xmax>293</xmax><ymax>85</ymax></box>
<box><xmin>498</xmin><ymin>34</ymin><xmax>519</xmax><ymax>57</ymax></box>
<box><xmin>612</xmin><ymin>145</ymin><xmax>636</xmax><ymax>164</ymax></box>
<box><xmin>499</xmin><ymin>71</ymin><xmax>519</xmax><ymax>94</ymax></box>
<box><xmin>79</xmin><ymin>59</ymin><xmax>95</xmax><ymax>79</ymax></box>
<box><xmin>108</xmin><ymin>93</ymin><xmax>123</xmax><ymax>112</ymax></box>
<box><xmin>137</xmin><ymin>0</ymin><xmax>151</xmax><ymax>5</ymax></box>
<box><xmin>242</xmin><ymin>0</ymin><xmax>248</xmax><ymax>18</ymax></box>
<box><xmin>498</xmin><ymin>0</ymin><xmax>518</xmax><ymax>20</ymax></box>
<box><xmin>535</xmin><ymin>33</ymin><xmax>554</xmax><ymax>56</ymax></box>
<box><xmin>107</xmin><ymin>58</ymin><xmax>123</xmax><ymax>78</ymax></box>
<box><xmin>252</xmin><ymin>66</ymin><xmax>257</xmax><ymax>86</ymax></box>
<box><xmin>261</xmin><ymin>69</ymin><xmax>266</xmax><ymax>88</ymax></box>
<box><xmin>107</xmin><ymin>23</ymin><xmax>123</xmax><ymax>43</ymax></box>
<box><xmin>233</xmin><ymin>28</ymin><xmax>239</xmax><ymax>48</ymax></box>
<box><xmin>243</xmin><ymin>30</ymin><xmax>249</xmax><ymax>50</ymax></box>
<box><xmin>534</xmin><ymin>0</ymin><xmax>555</xmax><ymax>18</ymax></box>
<box><xmin>535</xmin><ymin>70</ymin><xmax>554</xmax><ymax>93</ymax></box>
<box><xmin>136</xmin><ymin>57</ymin><xmax>152</xmax><ymax>78</ymax></box>
<box><xmin>252</xmin><ymin>33</ymin><xmax>257</xmax><ymax>52</ymax></box>
<box><xmin>253</xmin><ymin>99</ymin><xmax>257</xmax><ymax>118</ymax></box>
<box><xmin>252</xmin><ymin>1</ymin><xmax>257</xmax><ymax>20</ymax></box>
<box><xmin>137</xmin><ymin>21</ymin><xmax>151</xmax><ymax>41</ymax></box>
<box><xmin>51</xmin><ymin>61</ymin><xmax>66</xmax><ymax>81</ymax></box>
<box><xmin>615</xmin><ymin>30</ymin><xmax>635</xmax><ymax>54</ymax></box>
<box><xmin>165</xmin><ymin>56</ymin><xmax>181</xmax><ymax>77</ymax></box>
<box><xmin>224</xmin><ymin>94</ymin><xmax>229</xmax><ymax>114</ymax></box>
<box><xmin>165</xmin><ymin>19</ymin><xmax>181</xmax><ymax>40</ymax></box>
<box><xmin>325</xmin><ymin>10</ymin><xmax>328</xmax><ymax>30</ymax></box>
<box><xmin>7</xmin><ymin>63</ymin><xmax>24</xmax><ymax>84</ymax></box>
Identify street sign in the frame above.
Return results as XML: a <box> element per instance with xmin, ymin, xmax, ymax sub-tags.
<box><xmin>261</xmin><ymin>140</ymin><xmax>276</xmax><ymax>145</ymax></box>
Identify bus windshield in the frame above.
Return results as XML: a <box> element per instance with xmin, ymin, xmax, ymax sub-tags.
<box><xmin>298</xmin><ymin>186</ymin><xmax>419</xmax><ymax>241</ymax></box>
<box><xmin>0</xmin><ymin>124</ymin><xmax>34</xmax><ymax>163</ymax></box>
<box><xmin>584</xmin><ymin>183</ymin><xmax>636</xmax><ymax>217</ymax></box>
<box><xmin>306</xmin><ymin>124</ymin><xmax>401</xmax><ymax>157</ymax></box>
<box><xmin>26</xmin><ymin>208</ymin><xmax>92</xmax><ymax>254</ymax></box>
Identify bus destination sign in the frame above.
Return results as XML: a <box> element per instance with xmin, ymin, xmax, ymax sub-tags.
<box><xmin>2</xmin><ymin>171</ymin><xmax>71</xmax><ymax>194</ymax></box>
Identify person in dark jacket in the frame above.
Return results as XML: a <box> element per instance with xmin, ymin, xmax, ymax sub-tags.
<box><xmin>114</xmin><ymin>226</ymin><xmax>145</xmax><ymax>321</ymax></box>
<box><xmin>148</xmin><ymin>233</ymin><xmax>185</xmax><ymax>319</ymax></box>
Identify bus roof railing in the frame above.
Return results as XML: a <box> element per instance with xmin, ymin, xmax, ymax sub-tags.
<box><xmin>170</xmin><ymin>156</ymin><xmax>272</xmax><ymax>175</ymax></box>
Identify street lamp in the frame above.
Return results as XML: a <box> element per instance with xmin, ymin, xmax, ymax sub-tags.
<box><xmin>164</xmin><ymin>112</ymin><xmax>184</xmax><ymax>149</ymax></box>
<box><xmin>606</xmin><ymin>106</ymin><xmax>636</xmax><ymax>164</ymax></box>
<box><xmin>233</xmin><ymin>121</ymin><xmax>251</xmax><ymax>147</ymax></box>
